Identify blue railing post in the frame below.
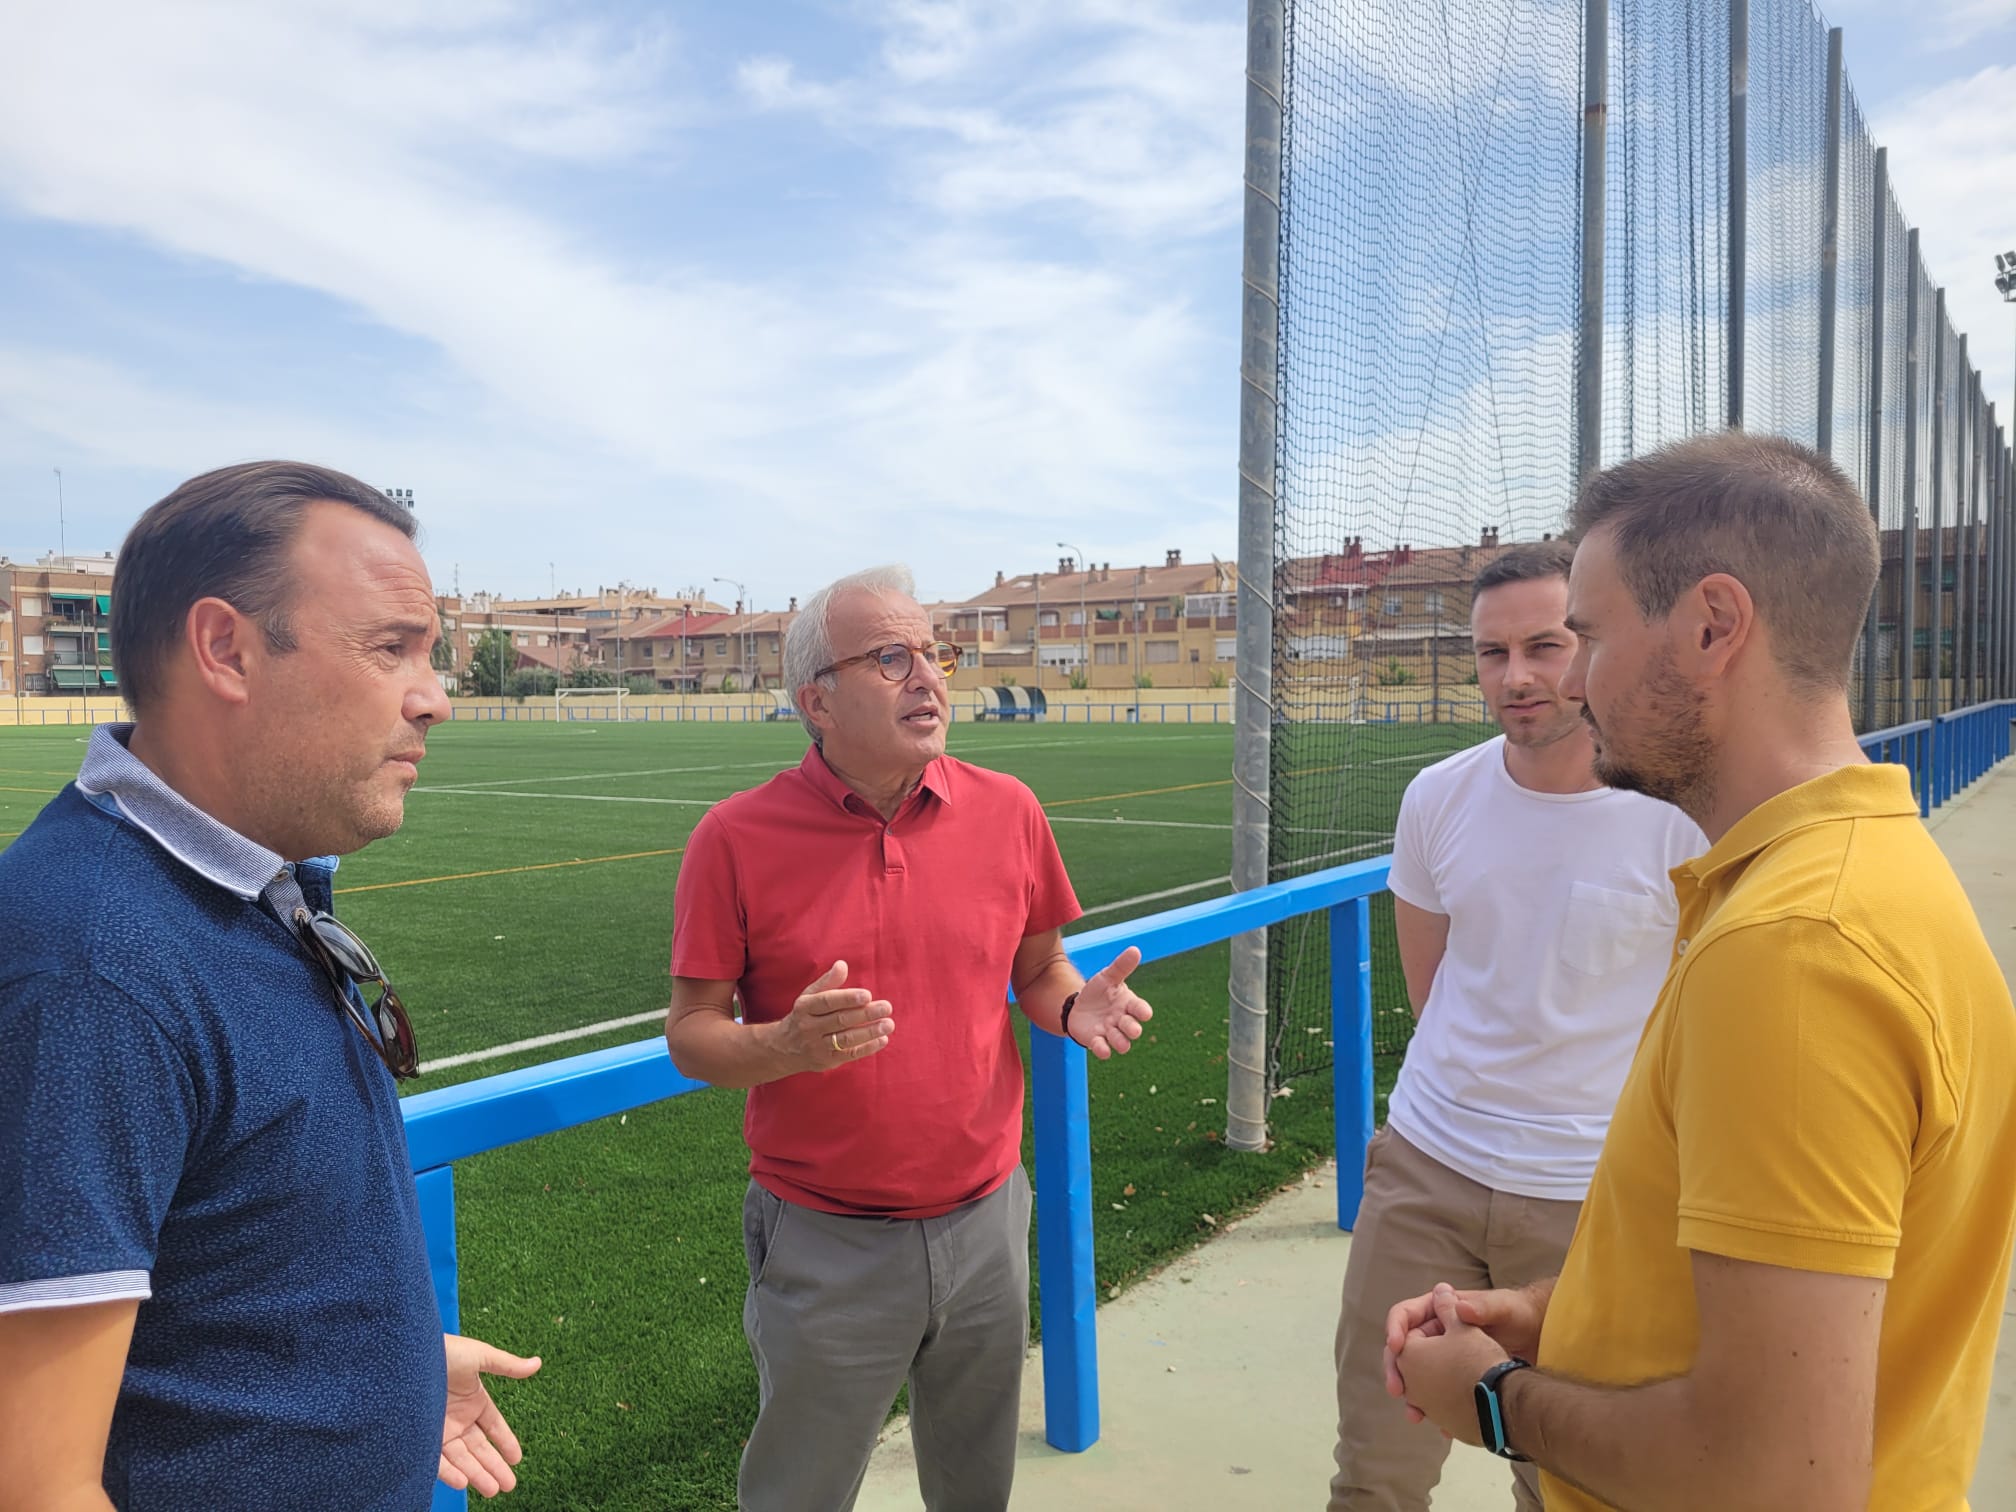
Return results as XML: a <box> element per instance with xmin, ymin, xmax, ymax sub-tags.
<box><xmin>416</xmin><ymin>1165</ymin><xmax>467</xmax><ymax>1512</ymax></box>
<box><xmin>1330</xmin><ymin>897</ymin><xmax>1375</xmax><ymax>1230</ymax></box>
<box><xmin>1030</xmin><ymin>1026</ymin><xmax>1099</xmax><ymax>1452</ymax></box>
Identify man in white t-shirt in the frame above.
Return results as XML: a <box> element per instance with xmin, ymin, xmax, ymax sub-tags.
<box><xmin>1328</xmin><ymin>540</ymin><xmax>1702</xmax><ymax>1512</ymax></box>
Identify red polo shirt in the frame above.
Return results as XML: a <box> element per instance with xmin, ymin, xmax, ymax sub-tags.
<box><xmin>671</xmin><ymin>747</ymin><xmax>1081</xmax><ymax>1218</ymax></box>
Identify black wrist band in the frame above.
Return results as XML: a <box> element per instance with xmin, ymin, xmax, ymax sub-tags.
<box><xmin>1475</xmin><ymin>1357</ymin><xmax>1534</xmax><ymax>1461</ymax></box>
<box><xmin>1059</xmin><ymin>991</ymin><xmax>1080</xmax><ymax>1037</ymax></box>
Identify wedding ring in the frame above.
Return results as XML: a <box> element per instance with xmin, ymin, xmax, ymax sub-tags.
<box><xmin>830</xmin><ymin>1032</ymin><xmax>843</xmax><ymax>1053</ymax></box>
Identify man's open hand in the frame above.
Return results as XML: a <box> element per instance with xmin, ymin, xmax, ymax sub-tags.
<box><xmin>1069</xmin><ymin>947</ymin><xmax>1154</xmax><ymax>1060</ymax></box>
<box><xmin>769</xmin><ymin>960</ymin><xmax>894</xmax><ymax>1072</ymax></box>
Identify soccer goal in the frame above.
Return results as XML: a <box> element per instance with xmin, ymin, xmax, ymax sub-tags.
<box><xmin>554</xmin><ymin>687</ymin><xmax>629</xmax><ymax>722</ymax></box>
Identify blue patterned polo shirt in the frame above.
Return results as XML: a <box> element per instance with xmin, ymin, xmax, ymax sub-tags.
<box><xmin>0</xmin><ymin>724</ymin><xmax>444</xmax><ymax>1509</ymax></box>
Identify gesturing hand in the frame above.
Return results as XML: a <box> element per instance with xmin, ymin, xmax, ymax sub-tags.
<box><xmin>1069</xmin><ymin>947</ymin><xmax>1154</xmax><ymax>1060</ymax></box>
<box><xmin>439</xmin><ymin>1333</ymin><xmax>542</xmax><ymax>1498</ymax></box>
<box><xmin>771</xmin><ymin>960</ymin><xmax>894</xmax><ymax>1073</ymax></box>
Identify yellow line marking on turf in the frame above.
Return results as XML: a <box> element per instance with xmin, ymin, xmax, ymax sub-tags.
<box><xmin>336</xmin><ymin>846</ymin><xmax>686</xmax><ymax>895</ymax></box>
<box><xmin>0</xmin><ymin>784</ymin><xmax>62</xmax><ymax>795</ymax></box>
<box><xmin>0</xmin><ymin>768</ymin><xmax>76</xmax><ymax>778</ymax></box>
<box><xmin>1041</xmin><ymin>763</ymin><xmax>1348</xmax><ymax>810</ymax></box>
<box><xmin>1044</xmin><ymin>777</ymin><xmax>1230</xmax><ymax>807</ymax></box>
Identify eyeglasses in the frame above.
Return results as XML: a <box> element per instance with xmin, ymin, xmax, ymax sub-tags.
<box><xmin>292</xmin><ymin>907</ymin><xmax>420</xmax><ymax>1080</ymax></box>
<box><xmin>816</xmin><ymin>640</ymin><xmax>961</xmax><ymax>682</ymax></box>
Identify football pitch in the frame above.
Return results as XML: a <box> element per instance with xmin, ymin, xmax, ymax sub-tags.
<box><xmin>0</xmin><ymin>716</ymin><xmax>1469</xmax><ymax>1511</ymax></box>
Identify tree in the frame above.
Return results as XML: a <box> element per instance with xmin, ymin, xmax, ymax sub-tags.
<box><xmin>625</xmin><ymin>674</ymin><xmax>658</xmax><ymax>697</ymax></box>
<box><xmin>467</xmin><ymin>629</ymin><xmax>513</xmax><ymax>697</ymax></box>
<box><xmin>561</xmin><ymin>664</ymin><xmax>618</xmax><ymax>689</ymax></box>
<box><xmin>430</xmin><ymin>638</ymin><xmax>455</xmax><ymax>674</ymax></box>
<box><xmin>507</xmin><ymin>668</ymin><xmax>557</xmax><ymax>700</ymax></box>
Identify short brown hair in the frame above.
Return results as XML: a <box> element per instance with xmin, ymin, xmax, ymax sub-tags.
<box><xmin>1569</xmin><ymin>432</ymin><xmax>1878</xmax><ymax>691</ymax></box>
<box><xmin>1472</xmin><ymin>538</ymin><xmax>1574</xmax><ymax>597</ymax></box>
<box><xmin>111</xmin><ymin>462</ymin><xmax>418</xmax><ymax>713</ymax></box>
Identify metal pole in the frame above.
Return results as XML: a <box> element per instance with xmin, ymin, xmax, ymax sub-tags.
<box><xmin>1575</xmin><ymin>0</ymin><xmax>1607</xmax><ymax>484</ymax></box>
<box><xmin>1968</xmin><ymin>376</ymin><xmax>1984</xmax><ymax>705</ymax></box>
<box><xmin>1033</xmin><ymin>571</ymin><xmax>1042</xmax><ymax>691</ymax></box>
<box><xmin>1727</xmin><ymin>0</ymin><xmax>1748</xmax><ymax>430</ymax></box>
<box><xmin>1859</xmin><ymin>148</ymin><xmax>1886</xmax><ymax>731</ymax></box>
<box><xmin>1993</xmin><ymin>424</ymin><xmax>2004</xmax><ymax>699</ymax></box>
<box><xmin>1929</xmin><ymin>296</ymin><xmax>1946</xmax><ymax>719</ymax></box>
<box><xmin>1900</xmin><ymin>231</ymin><xmax>1921</xmax><ymax>725</ymax></box>
<box><xmin>53</xmin><ymin>468</ymin><xmax>65</xmax><ymax>561</ymax></box>
<box><xmin>1229</xmin><ymin>0</ymin><xmax>1282</xmax><ymax>1153</ymax></box>
<box><xmin>1815</xmin><ymin>28</ymin><xmax>1843</xmax><ymax>457</ymax></box>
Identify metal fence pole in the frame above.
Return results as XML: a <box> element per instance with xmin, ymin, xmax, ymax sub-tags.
<box><xmin>1962</xmin><ymin>365</ymin><xmax>1978</xmax><ymax>706</ymax></box>
<box><xmin>1988</xmin><ymin>406</ymin><xmax>2003</xmax><ymax>703</ymax></box>
<box><xmin>1900</xmin><ymin>230</ymin><xmax>1921</xmax><ymax>725</ymax></box>
<box><xmin>1576</xmin><ymin>0</ymin><xmax>1608</xmax><ymax>484</ymax></box>
<box><xmin>1815</xmin><ymin>28</ymin><xmax>1844</xmax><ymax>458</ymax></box>
<box><xmin>1930</xmin><ymin>296</ymin><xmax>1946</xmax><ymax>719</ymax></box>
<box><xmin>1728</xmin><ymin>0</ymin><xmax>1748</xmax><ymax>430</ymax></box>
<box><xmin>1229</xmin><ymin>0</ymin><xmax>1283</xmax><ymax>1152</ymax></box>
<box><xmin>1860</xmin><ymin>148</ymin><xmax>1887</xmax><ymax>731</ymax></box>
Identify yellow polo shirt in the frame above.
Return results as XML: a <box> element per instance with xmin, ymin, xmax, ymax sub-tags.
<box><xmin>1537</xmin><ymin>764</ymin><xmax>2016</xmax><ymax>1512</ymax></box>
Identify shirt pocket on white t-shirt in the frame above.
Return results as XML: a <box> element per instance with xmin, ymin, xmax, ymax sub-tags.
<box><xmin>1557</xmin><ymin>881</ymin><xmax>1672</xmax><ymax>978</ymax></box>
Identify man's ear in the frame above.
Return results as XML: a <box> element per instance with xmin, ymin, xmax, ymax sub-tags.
<box><xmin>1675</xmin><ymin>572</ymin><xmax>1754</xmax><ymax>677</ymax></box>
<box><xmin>797</xmin><ymin>681</ymin><xmax>831</xmax><ymax>735</ymax></box>
<box><xmin>185</xmin><ymin>597</ymin><xmax>257</xmax><ymax>708</ymax></box>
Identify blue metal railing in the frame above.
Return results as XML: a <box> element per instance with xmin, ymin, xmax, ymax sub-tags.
<box><xmin>1855</xmin><ymin>698</ymin><xmax>2014</xmax><ymax>817</ymax></box>
<box><xmin>406</xmin><ymin>700</ymin><xmax>2014</xmax><ymax>1511</ymax></box>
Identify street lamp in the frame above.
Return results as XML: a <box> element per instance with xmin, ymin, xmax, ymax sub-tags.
<box><xmin>1057</xmin><ymin>541</ymin><xmax>1088</xmax><ymax>688</ymax></box>
<box><xmin>714</xmin><ymin>576</ymin><xmax>750</xmax><ymax>691</ymax></box>
<box><xmin>53</xmin><ymin>468</ymin><xmax>65</xmax><ymax>560</ymax></box>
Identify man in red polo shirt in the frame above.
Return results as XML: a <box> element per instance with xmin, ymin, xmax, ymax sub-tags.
<box><xmin>665</xmin><ymin>564</ymin><xmax>1154</xmax><ymax>1512</ymax></box>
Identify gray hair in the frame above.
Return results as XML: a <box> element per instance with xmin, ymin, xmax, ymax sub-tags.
<box><xmin>783</xmin><ymin>564</ymin><xmax>918</xmax><ymax>740</ymax></box>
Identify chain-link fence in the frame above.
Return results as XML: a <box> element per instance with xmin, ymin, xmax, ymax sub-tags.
<box><xmin>1241</xmin><ymin>0</ymin><xmax>2016</xmax><ymax>1099</ymax></box>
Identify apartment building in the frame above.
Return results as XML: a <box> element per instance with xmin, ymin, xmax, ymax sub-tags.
<box><xmin>0</xmin><ymin>554</ymin><xmax>120</xmax><ymax>697</ymax></box>
<box><xmin>597</xmin><ymin>602</ymin><xmax>801</xmax><ymax>691</ymax></box>
<box><xmin>945</xmin><ymin>550</ymin><xmax>1237</xmax><ymax>691</ymax></box>
<box><xmin>434</xmin><ymin>593</ymin><xmax>594</xmax><ymax>689</ymax></box>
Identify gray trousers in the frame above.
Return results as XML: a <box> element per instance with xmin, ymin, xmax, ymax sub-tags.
<box><xmin>738</xmin><ymin>1167</ymin><xmax>1033</xmax><ymax>1512</ymax></box>
<box><xmin>1329</xmin><ymin>1128</ymin><xmax>1582</xmax><ymax>1512</ymax></box>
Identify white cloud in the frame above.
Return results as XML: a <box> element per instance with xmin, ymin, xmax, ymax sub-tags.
<box><xmin>0</xmin><ymin>1</ymin><xmax>1240</xmax><ymax>604</ymax></box>
<box><xmin>1871</xmin><ymin>65</ymin><xmax>2016</xmax><ymax>417</ymax></box>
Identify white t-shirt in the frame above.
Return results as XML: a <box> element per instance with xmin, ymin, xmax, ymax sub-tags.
<box><xmin>1384</xmin><ymin>736</ymin><xmax>1705</xmax><ymax>1200</ymax></box>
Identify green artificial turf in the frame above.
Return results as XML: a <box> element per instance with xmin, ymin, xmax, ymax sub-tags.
<box><xmin>0</xmin><ymin>715</ymin><xmax>1451</xmax><ymax>1511</ymax></box>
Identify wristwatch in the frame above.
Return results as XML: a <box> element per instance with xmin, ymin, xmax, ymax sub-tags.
<box><xmin>1474</xmin><ymin>1357</ymin><xmax>1533</xmax><ymax>1461</ymax></box>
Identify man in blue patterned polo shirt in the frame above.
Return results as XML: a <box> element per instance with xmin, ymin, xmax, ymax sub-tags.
<box><xmin>0</xmin><ymin>463</ymin><xmax>540</xmax><ymax>1509</ymax></box>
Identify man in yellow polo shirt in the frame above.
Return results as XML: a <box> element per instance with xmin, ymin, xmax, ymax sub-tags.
<box><xmin>1381</xmin><ymin>431</ymin><xmax>2016</xmax><ymax>1510</ymax></box>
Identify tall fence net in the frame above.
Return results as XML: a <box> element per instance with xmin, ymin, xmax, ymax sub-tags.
<box><xmin>1261</xmin><ymin>0</ymin><xmax>2016</xmax><ymax>1090</ymax></box>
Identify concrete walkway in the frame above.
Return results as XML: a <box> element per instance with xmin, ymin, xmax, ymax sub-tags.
<box><xmin>857</xmin><ymin>760</ymin><xmax>2016</xmax><ymax>1511</ymax></box>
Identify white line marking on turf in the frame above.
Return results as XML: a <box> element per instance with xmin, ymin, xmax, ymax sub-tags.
<box><xmin>418</xmin><ymin>1010</ymin><xmax>667</xmax><ymax>1075</ymax></box>
<box><xmin>424</xmin><ymin>758</ymin><xmax>796</xmax><ymax>789</ymax></box>
<box><xmin>1079</xmin><ymin>877</ymin><xmax>1231</xmax><ymax>916</ymax></box>
<box><xmin>414</xmin><ymin>787</ymin><xmax>717</xmax><ymax>806</ymax></box>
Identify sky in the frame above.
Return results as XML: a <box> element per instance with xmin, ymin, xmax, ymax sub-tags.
<box><xmin>0</xmin><ymin>0</ymin><xmax>2009</xmax><ymax>610</ymax></box>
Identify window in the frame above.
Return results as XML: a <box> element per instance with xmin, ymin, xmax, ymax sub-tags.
<box><xmin>515</xmin><ymin>635</ymin><xmax>528</xmax><ymax>647</ymax></box>
<box><xmin>536</xmin><ymin>634</ymin><xmax>549</xmax><ymax>648</ymax></box>
<box><xmin>21</xmin><ymin>598</ymin><xmax>40</xmax><ymax>617</ymax></box>
<box><xmin>1215</xmin><ymin>637</ymin><xmax>1236</xmax><ymax>660</ymax></box>
<box><xmin>1184</xmin><ymin>593</ymin><xmax>1233</xmax><ymax>619</ymax></box>
<box><xmin>1382</xmin><ymin>596</ymin><xmax>1402</xmax><ymax>616</ymax></box>
<box><xmin>1190</xmin><ymin>648</ymin><xmax>1201</xmax><ymax>662</ymax></box>
<box><xmin>1424</xmin><ymin>590</ymin><xmax>1444</xmax><ymax>615</ymax></box>
<box><xmin>1094</xmin><ymin>642</ymin><xmax>1128</xmax><ymax>665</ymax></box>
<box><xmin>1069</xmin><ymin>608</ymin><xmax>1085</xmax><ymax>626</ymax></box>
<box><xmin>1039</xmin><ymin>609</ymin><xmax>1060</xmax><ymax>628</ymax></box>
<box><xmin>715</xmin><ymin>640</ymin><xmax>727</xmax><ymax>657</ymax></box>
<box><xmin>1145</xmin><ymin>640</ymin><xmax>1179</xmax><ymax>664</ymax></box>
<box><xmin>24</xmin><ymin>636</ymin><xmax>43</xmax><ymax>656</ymax></box>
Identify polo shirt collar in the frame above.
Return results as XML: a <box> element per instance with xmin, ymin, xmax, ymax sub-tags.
<box><xmin>75</xmin><ymin>722</ymin><xmax>308</xmax><ymax>901</ymax></box>
<box><xmin>1681</xmin><ymin>762</ymin><xmax>1917</xmax><ymax>887</ymax></box>
<box><xmin>799</xmin><ymin>744</ymin><xmax>954</xmax><ymax>817</ymax></box>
